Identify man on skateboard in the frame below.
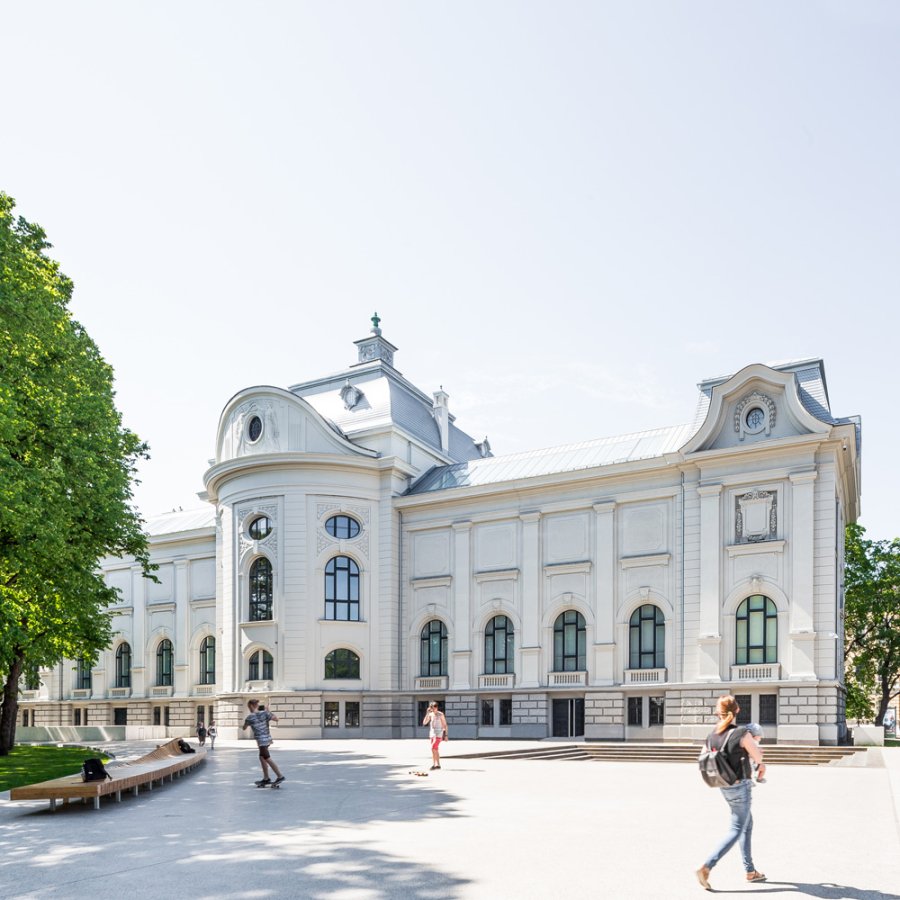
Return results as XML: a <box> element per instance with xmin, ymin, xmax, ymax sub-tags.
<box><xmin>242</xmin><ymin>699</ymin><xmax>285</xmax><ymax>788</ymax></box>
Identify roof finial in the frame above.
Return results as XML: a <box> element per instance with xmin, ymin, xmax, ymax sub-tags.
<box><xmin>371</xmin><ymin>311</ymin><xmax>382</xmax><ymax>335</ymax></box>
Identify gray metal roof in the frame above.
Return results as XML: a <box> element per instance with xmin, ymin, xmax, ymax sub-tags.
<box><xmin>294</xmin><ymin>364</ymin><xmax>482</xmax><ymax>464</ymax></box>
<box><xmin>144</xmin><ymin>507</ymin><xmax>215</xmax><ymax>536</ymax></box>
<box><xmin>408</xmin><ymin>424</ymin><xmax>696</xmax><ymax>494</ymax></box>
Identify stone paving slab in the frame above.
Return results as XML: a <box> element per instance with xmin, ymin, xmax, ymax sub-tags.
<box><xmin>1</xmin><ymin>740</ymin><xmax>899</xmax><ymax>899</ymax></box>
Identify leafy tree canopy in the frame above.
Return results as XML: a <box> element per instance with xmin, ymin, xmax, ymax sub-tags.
<box><xmin>844</xmin><ymin>523</ymin><xmax>900</xmax><ymax>725</ymax></box>
<box><xmin>0</xmin><ymin>192</ymin><xmax>153</xmax><ymax>753</ymax></box>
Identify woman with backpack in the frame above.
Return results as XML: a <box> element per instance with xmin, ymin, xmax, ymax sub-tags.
<box><xmin>696</xmin><ymin>695</ymin><xmax>767</xmax><ymax>890</ymax></box>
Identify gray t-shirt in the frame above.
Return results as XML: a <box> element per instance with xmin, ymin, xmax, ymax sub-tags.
<box><xmin>243</xmin><ymin>710</ymin><xmax>274</xmax><ymax>746</ymax></box>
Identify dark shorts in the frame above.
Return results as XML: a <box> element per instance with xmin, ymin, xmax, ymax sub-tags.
<box><xmin>258</xmin><ymin>744</ymin><xmax>271</xmax><ymax>760</ymax></box>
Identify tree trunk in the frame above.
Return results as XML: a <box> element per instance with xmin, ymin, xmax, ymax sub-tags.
<box><xmin>0</xmin><ymin>653</ymin><xmax>23</xmax><ymax>756</ymax></box>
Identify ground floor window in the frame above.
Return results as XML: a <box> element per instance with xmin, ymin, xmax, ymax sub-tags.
<box><xmin>22</xmin><ymin>708</ymin><xmax>31</xmax><ymax>727</ymax></box>
<box><xmin>481</xmin><ymin>697</ymin><xmax>513</xmax><ymax>727</ymax></box>
<box><xmin>649</xmin><ymin>696</ymin><xmax>665</xmax><ymax>726</ymax></box>
<box><xmin>627</xmin><ymin>697</ymin><xmax>642</xmax><ymax>726</ymax></box>
<box><xmin>759</xmin><ymin>694</ymin><xmax>777</xmax><ymax>725</ymax></box>
<box><xmin>114</xmin><ymin>707</ymin><xmax>127</xmax><ymax>725</ymax></box>
<box><xmin>735</xmin><ymin>694</ymin><xmax>752</xmax><ymax>725</ymax></box>
<box><xmin>324</xmin><ymin>700</ymin><xmax>361</xmax><ymax>729</ymax></box>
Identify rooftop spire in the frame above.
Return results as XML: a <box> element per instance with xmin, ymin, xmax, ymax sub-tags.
<box><xmin>353</xmin><ymin>312</ymin><xmax>398</xmax><ymax>368</ymax></box>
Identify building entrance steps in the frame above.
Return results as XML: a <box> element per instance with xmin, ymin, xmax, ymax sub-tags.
<box><xmin>449</xmin><ymin>742</ymin><xmax>870</xmax><ymax>766</ymax></box>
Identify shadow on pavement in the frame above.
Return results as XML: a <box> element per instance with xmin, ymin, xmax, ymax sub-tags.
<box><xmin>0</xmin><ymin>747</ymin><xmax>470</xmax><ymax>898</ymax></box>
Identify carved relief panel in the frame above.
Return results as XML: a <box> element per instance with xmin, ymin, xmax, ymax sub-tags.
<box><xmin>735</xmin><ymin>489</ymin><xmax>777</xmax><ymax>543</ymax></box>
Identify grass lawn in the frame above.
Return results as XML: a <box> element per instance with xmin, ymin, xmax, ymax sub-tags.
<box><xmin>0</xmin><ymin>745</ymin><xmax>109</xmax><ymax>792</ymax></box>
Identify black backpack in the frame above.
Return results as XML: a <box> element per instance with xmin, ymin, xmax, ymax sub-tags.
<box><xmin>81</xmin><ymin>758</ymin><xmax>111</xmax><ymax>782</ymax></box>
<box><xmin>698</xmin><ymin>728</ymin><xmax>742</xmax><ymax>788</ymax></box>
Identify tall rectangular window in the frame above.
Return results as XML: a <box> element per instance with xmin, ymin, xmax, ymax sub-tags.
<box><xmin>735</xmin><ymin>695</ymin><xmax>752</xmax><ymax>725</ymax></box>
<box><xmin>345</xmin><ymin>702</ymin><xmax>360</xmax><ymax>728</ymax></box>
<box><xmin>759</xmin><ymin>694</ymin><xmax>777</xmax><ymax>725</ymax></box>
<box><xmin>499</xmin><ymin>698</ymin><xmax>513</xmax><ymax>726</ymax></box>
<box><xmin>649</xmin><ymin>697</ymin><xmax>665</xmax><ymax>726</ymax></box>
<box><xmin>481</xmin><ymin>699</ymin><xmax>494</xmax><ymax>726</ymax></box>
<box><xmin>627</xmin><ymin>697</ymin><xmax>643</xmax><ymax>726</ymax></box>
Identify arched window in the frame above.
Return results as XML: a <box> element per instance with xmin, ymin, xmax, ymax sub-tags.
<box><xmin>736</xmin><ymin>594</ymin><xmax>777</xmax><ymax>664</ymax></box>
<box><xmin>485</xmin><ymin>615</ymin><xmax>515</xmax><ymax>674</ymax></box>
<box><xmin>325</xmin><ymin>556</ymin><xmax>360</xmax><ymax>621</ymax></box>
<box><xmin>325</xmin><ymin>648</ymin><xmax>361</xmax><ymax>679</ymax></box>
<box><xmin>115</xmin><ymin>643</ymin><xmax>132</xmax><ymax>688</ymax></box>
<box><xmin>199</xmin><ymin>636</ymin><xmax>216</xmax><ymax>685</ymax></box>
<box><xmin>553</xmin><ymin>610</ymin><xmax>586</xmax><ymax>672</ymax></box>
<box><xmin>76</xmin><ymin>658</ymin><xmax>92</xmax><ymax>691</ymax></box>
<box><xmin>156</xmin><ymin>639</ymin><xmax>174</xmax><ymax>686</ymax></box>
<box><xmin>249</xmin><ymin>557</ymin><xmax>273</xmax><ymax>621</ymax></box>
<box><xmin>248</xmin><ymin>649</ymin><xmax>274</xmax><ymax>681</ymax></box>
<box><xmin>629</xmin><ymin>605</ymin><xmax>665</xmax><ymax>669</ymax></box>
<box><xmin>420</xmin><ymin>620</ymin><xmax>448</xmax><ymax>676</ymax></box>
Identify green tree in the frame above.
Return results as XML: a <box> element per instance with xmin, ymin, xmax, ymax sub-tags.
<box><xmin>844</xmin><ymin>523</ymin><xmax>900</xmax><ymax>725</ymax></box>
<box><xmin>0</xmin><ymin>193</ymin><xmax>153</xmax><ymax>755</ymax></box>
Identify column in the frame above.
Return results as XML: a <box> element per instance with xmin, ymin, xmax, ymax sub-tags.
<box><xmin>519</xmin><ymin>511</ymin><xmax>542</xmax><ymax>687</ymax></box>
<box><xmin>450</xmin><ymin>521</ymin><xmax>472</xmax><ymax>690</ymax></box>
<box><xmin>593</xmin><ymin>501</ymin><xmax>616</xmax><ymax>683</ymax></box>
<box><xmin>697</xmin><ymin>484</ymin><xmax>723</xmax><ymax>681</ymax></box>
<box><xmin>130</xmin><ymin>564</ymin><xmax>147</xmax><ymax>695</ymax></box>
<box><xmin>789</xmin><ymin>470</ymin><xmax>818</xmax><ymax>679</ymax></box>
<box><xmin>174</xmin><ymin>559</ymin><xmax>189</xmax><ymax>694</ymax></box>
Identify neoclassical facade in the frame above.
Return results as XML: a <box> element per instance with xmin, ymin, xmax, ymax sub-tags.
<box><xmin>20</xmin><ymin>320</ymin><xmax>861</xmax><ymax>745</ymax></box>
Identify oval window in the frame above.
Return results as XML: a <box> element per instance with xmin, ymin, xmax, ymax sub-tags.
<box><xmin>325</xmin><ymin>514</ymin><xmax>360</xmax><ymax>539</ymax></box>
<box><xmin>249</xmin><ymin>516</ymin><xmax>272</xmax><ymax>540</ymax></box>
<box><xmin>248</xmin><ymin>415</ymin><xmax>263</xmax><ymax>442</ymax></box>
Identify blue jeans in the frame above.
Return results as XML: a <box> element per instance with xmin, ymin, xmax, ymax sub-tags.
<box><xmin>703</xmin><ymin>779</ymin><xmax>755</xmax><ymax>872</ymax></box>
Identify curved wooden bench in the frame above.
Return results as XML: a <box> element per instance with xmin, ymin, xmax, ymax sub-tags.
<box><xmin>10</xmin><ymin>737</ymin><xmax>207</xmax><ymax>811</ymax></box>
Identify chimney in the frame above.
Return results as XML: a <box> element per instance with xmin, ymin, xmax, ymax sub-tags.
<box><xmin>433</xmin><ymin>388</ymin><xmax>450</xmax><ymax>454</ymax></box>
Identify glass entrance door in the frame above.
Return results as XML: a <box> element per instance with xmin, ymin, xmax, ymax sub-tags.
<box><xmin>552</xmin><ymin>698</ymin><xmax>584</xmax><ymax>737</ymax></box>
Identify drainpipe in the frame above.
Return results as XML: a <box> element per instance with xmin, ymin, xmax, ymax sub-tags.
<box><xmin>680</xmin><ymin>469</ymin><xmax>686</xmax><ymax>684</ymax></box>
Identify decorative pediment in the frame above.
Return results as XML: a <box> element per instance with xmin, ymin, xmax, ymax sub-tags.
<box><xmin>681</xmin><ymin>364</ymin><xmax>830</xmax><ymax>455</ymax></box>
<box><xmin>213</xmin><ymin>387</ymin><xmax>378</xmax><ymax>464</ymax></box>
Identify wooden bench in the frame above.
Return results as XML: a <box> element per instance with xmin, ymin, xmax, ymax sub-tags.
<box><xmin>9</xmin><ymin>737</ymin><xmax>207</xmax><ymax>811</ymax></box>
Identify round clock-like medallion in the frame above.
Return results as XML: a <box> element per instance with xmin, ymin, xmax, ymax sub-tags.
<box><xmin>248</xmin><ymin>415</ymin><xmax>263</xmax><ymax>442</ymax></box>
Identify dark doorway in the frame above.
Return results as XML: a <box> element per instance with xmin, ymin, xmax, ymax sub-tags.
<box><xmin>552</xmin><ymin>698</ymin><xmax>584</xmax><ymax>737</ymax></box>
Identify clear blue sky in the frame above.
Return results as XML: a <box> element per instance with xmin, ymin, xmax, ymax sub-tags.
<box><xmin>2</xmin><ymin>2</ymin><xmax>897</xmax><ymax>538</ymax></box>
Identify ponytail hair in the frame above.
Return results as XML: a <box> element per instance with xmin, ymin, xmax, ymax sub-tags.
<box><xmin>714</xmin><ymin>694</ymin><xmax>740</xmax><ymax>734</ymax></box>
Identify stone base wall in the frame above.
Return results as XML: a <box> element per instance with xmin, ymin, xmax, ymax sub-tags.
<box><xmin>16</xmin><ymin>683</ymin><xmax>846</xmax><ymax>744</ymax></box>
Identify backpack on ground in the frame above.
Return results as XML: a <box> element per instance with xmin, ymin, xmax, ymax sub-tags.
<box><xmin>698</xmin><ymin>728</ymin><xmax>741</xmax><ymax>788</ymax></box>
<box><xmin>81</xmin><ymin>757</ymin><xmax>111</xmax><ymax>782</ymax></box>
<box><xmin>178</xmin><ymin>738</ymin><xmax>196</xmax><ymax>753</ymax></box>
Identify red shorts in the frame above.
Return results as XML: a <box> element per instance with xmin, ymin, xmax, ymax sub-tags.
<box><xmin>430</xmin><ymin>736</ymin><xmax>443</xmax><ymax>751</ymax></box>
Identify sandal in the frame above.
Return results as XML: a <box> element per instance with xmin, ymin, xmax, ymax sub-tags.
<box><xmin>746</xmin><ymin>871</ymin><xmax>766</xmax><ymax>883</ymax></box>
<box><xmin>695</xmin><ymin>867</ymin><xmax>711</xmax><ymax>890</ymax></box>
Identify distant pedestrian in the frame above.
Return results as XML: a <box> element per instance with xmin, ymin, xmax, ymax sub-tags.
<box><xmin>422</xmin><ymin>701</ymin><xmax>448</xmax><ymax>770</ymax></box>
<box><xmin>207</xmin><ymin>721</ymin><xmax>218</xmax><ymax>749</ymax></box>
<box><xmin>197</xmin><ymin>722</ymin><xmax>207</xmax><ymax>746</ymax></box>
<box><xmin>696</xmin><ymin>695</ymin><xmax>766</xmax><ymax>890</ymax></box>
<box><xmin>745</xmin><ymin>723</ymin><xmax>764</xmax><ymax>782</ymax></box>
<box><xmin>242</xmin><ymin>699</ymin><xmax>285</xmax><ymax>787</ymax></box>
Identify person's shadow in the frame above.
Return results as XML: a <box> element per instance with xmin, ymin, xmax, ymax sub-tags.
<box><xmin>724</xmin><ymin>882</ymin><xmax>900</xmax><ymax>899</ymax></box>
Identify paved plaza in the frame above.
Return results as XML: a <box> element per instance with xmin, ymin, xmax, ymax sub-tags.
<box><xmin>1</xmin><ymin>739</ymin><xmax>899</xmax><ymax>899</ymax></box>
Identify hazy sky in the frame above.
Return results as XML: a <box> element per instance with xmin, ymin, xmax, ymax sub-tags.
<box><xmin>3</xmin><ymin>2</ymin><xmax>897</xmax><ymax>538</ymax></box>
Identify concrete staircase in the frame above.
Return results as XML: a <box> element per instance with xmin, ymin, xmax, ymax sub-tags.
<box><xmin>451</xmin><ymin>743</ymin><xmax>868</xmax><ymax>766</ymax></box>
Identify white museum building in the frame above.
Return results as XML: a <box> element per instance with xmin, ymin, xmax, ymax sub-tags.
<box><xmin>19</xmin><ymin>319</ymin><xmax>861</xmax><ymax>745</ymax></box>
